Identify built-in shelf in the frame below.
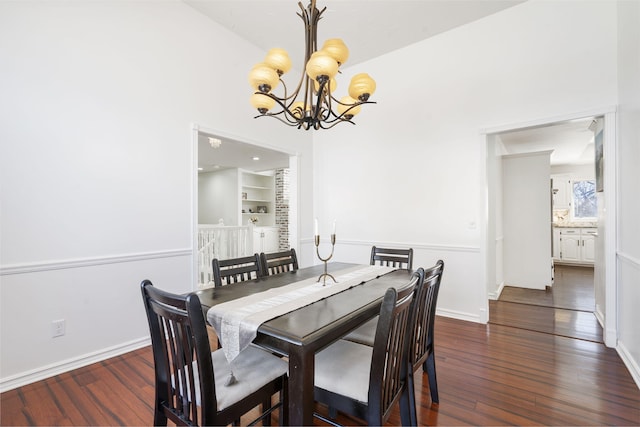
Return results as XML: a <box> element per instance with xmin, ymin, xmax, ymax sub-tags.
<box><xmin>240</xmin><ymin>170</ymin><xmax>275</xmax><ymax>226</ymax></box>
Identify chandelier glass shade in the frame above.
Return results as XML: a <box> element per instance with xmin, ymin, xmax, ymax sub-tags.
<box><xmin>248</xmin><ymin>0</ymin><xmax>376</xmax><ymax>130</ymax></box>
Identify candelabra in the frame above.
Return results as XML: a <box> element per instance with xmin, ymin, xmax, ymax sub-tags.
<box><xmin>315</xmin><ymin>233</ymin><xmax>337</xmax><ymax>285</ymax></box>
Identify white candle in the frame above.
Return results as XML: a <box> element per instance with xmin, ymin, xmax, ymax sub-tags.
<box><xmin>314</xmin><ymin>218</ymin><xmax>318</xmax><ymax>236</ymax></box>
<box><xmin>332</xmin><ymin>220</ymin><xmax>336</xmax><ymax>235</ymax></box>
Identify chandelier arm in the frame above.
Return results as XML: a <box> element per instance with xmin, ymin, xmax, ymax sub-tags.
<box><xmin>253</xmin><ymin>113</ymin><xmax>301</xmax><ymax>127</ymax></box>
<box><xmin>284</xmin><ymin>73</ymin><xmax>305</xmax><ymax>106</ymax></box>
<box><xmin>318</xmin><ymin>118</ymin><xmax>357</xmax><ymax>129</ymax></box>
<box><xmin>274</xmin><ymin>77</ymin><xmax>305</xmax><ymax>106</ymax></box>
<box><xmin>254</xmin><ymin>92</ymin><xmax>305</xmax><ymax>125</ymax></box>
<box><xmin>311</xmin><ymin>79</ymin><xmax>328</xmax><ymax>123</ymax></box>
<box><xmin>325</xmin><ymin>101</ymin><xmax>378</xmax><ymax>124</ymax></box>
<box><xmin>322</xmin><ymin>88</ymin><xmax>333</xmax><ymax>121</ymax></box>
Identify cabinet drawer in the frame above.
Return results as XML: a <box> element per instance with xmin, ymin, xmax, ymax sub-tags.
<box><xmin>560</xmin><ymin>229</ymin><xmax>579</xmax><ymax>234</ymax></box>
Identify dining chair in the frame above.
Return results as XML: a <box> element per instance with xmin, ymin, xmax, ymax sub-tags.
<box><xmin>212</xmin><ymin>253</ymin><xmax>263</xmax><ymax>287</ymax></box>
<box><xmin>405</xmin><ymin>260</ymin><xmax>444</xmax><ymax>424</ymax></box>
<box><xmin>140</xmin><ymin>280</ymin><xmax>288</xmax><ymax>427</ymax></box>
<box><xmin>408</xmin><ymin>262</ymin><xmax>445</xmax><ymax>386</ymax></box>
<box><xmin>342</xmin><ymin>261</ymin><xmax>445</xmax><ymax>424</ymax></box>
<box><xmin>344</xmin><ymin>260</ymin><xmax>443</xmax><ymax>349</ymax></box>
<box><xmin>370</xmin><ymin>245</ymin><xmax>414</xmax><ymax>270</ymax></box>
<box><xmin>312</xmin><ymin>271</ymin><xmax>422</xmax><ymax>426</ymax></box>
<box><xmin>260</xmin><ymin>248</ymin><xmax>299</xmax><ymax>276</ymax></box>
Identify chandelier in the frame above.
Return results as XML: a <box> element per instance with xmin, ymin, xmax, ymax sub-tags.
<box><xmin>248</xmin><ymin>0</ymin><xmax>376</xmax><ymax>130</ymax></box>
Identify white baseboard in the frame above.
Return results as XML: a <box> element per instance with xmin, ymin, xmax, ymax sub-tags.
<box><xmin>0</xmin><ymin>337</ymin><xmax>151</xmax><ymax>393</ymax></box>
<box><xmin>436</xmin><ymin>308</ymin><xmax>482</xmax><ymax>323</ymax></box>
<box><xmin>488</xmin><ymin>281</ymin><xmax>505</xmax><ymax>300</ymax></box>
<box><xmin>594</xmin><ymin>306</ymin><xmax>605</xmax><ymax>329</ymax></box>
<box><xmin>617</xmin><ymin>341</ymin><xmax>640</xmax><ymax>390</ymax></box>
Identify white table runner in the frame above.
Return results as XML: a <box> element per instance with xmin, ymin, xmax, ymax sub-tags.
<box><xmin>207</xmin><ymin>264</ymin><xmax>395</xmax><ymax>364</ymax></box>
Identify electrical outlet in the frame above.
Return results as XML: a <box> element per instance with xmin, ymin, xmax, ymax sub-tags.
<box><xmin>52</xmin><ymin>319</ymin><xmax>65</xmax><ymax>338</ymax></box>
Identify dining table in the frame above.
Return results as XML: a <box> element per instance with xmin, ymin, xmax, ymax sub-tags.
<box><xmin>193</xmin><ymin>262</ymin><xmax>413</xmax><ymax>426</ymax></box>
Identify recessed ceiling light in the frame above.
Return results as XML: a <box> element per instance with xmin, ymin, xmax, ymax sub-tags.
<box><xmin>198</xmin><ymin>167</ymin><xmax>203</xmax><ymax>171</ymax></box>
<box><xmin>252</xmin><ymin>156</ymin><xmax>260</xmax><ymax>161</ymax></box>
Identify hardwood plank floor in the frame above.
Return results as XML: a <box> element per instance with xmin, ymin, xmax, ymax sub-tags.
<box><xmin>2</xmin><ymin>316</ymin><xmax>639</xmax><ymax>426</ymax></box>
<box><xmin>492</xmin><ymin>264</ymin><xmax>602</xmax><ymax>342</ymax></box>
<box><xmin>499</xmin><ymin>264</ymin><xmax>595</xmax><ymax>311</ymax></box>
<box><xmin>489</xmin><ymin>300</ymin><xmax>603</xmax><ymax>343</ymax></box>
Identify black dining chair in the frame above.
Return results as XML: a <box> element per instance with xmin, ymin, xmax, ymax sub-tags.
<box><xmin>343</xmin><ymin>261</ymin><xmax>445</xmax><ymax>424</ymax></box>
<box><xmin>312</xmin><ymin>271</ymin><xmax>423</xmax><ymax>426</ymax></box>
<box><xmin>405</xmin><ymin>260</ymin><xmax>444</xmax><ymax>424</ymax></box>
<box><xmin>212</xmin><ymin>254</ymin><xmax>263</xmax><ymax>287</ymax></box>
<box><xmin>370</xmin><ymin>245</ymin><xmax>414</xmax><ymax>270</ymax></box>
<box><xmin>344</xmin><ymin>260</ymin><xmax>443</xmax><ymax>348</ymax></box>
<box><xmin>260</xmin><ymin>249</ymin><xmax>299</xmax><ymax>276</ymax></box>
<box><xmin>140</xmin><ymin>280</ymin><xmax>288</xmax><ymax>427</ymax></box>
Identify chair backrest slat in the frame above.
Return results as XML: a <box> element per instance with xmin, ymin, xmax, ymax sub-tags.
<box><xmin>212</xmin><ymin>254</ymin><xmax>263</xmax><ymax>287</ymax></box>
<box><xmin>261</xmin><ymin>249</ymin><xmax>299</xmax><ymax>276</ymax></box>
<box><xmin>370</xmin><ymin>246</ymin><xmax>413</xmax><ymax>271</ymax></box>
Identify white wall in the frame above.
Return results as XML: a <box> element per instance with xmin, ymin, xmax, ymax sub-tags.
<box><xmin>551</xmin><ymin>163</ymin><xmax>596</xmax><ymax>179</ymax></box>
<box><xmin>198</xmin><ymin>169</ymin><xmax>238</xmax><ymax>225</ymax></box>
<box><xmin>502</xmin><ymin>151</ymin><xmax>552</xmax><ymax>290</ymax></box>
<box><xmin>313</xmin><ymin>0</ymin><xmax>618</xmax><ymax>322</ymax></box>
<box><xmin>486</xmin><ymin>135</ymin><xmax>505</xmax><ymax>299</ymax></box>
<box><xmin>0</xmin><ymin>1</ymin><xmax>313</xmax><ymax>390</ymax></box>
<box><xmin>616</xmin><ymin>0</ymin><xmax>640</xmax><ymax>386</ymax></box>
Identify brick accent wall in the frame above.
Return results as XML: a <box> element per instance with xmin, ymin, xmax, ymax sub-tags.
<box><xmin>275</xmin><ymin>168</ymin><xmax>290</xmax><ymax>250</ymax></box>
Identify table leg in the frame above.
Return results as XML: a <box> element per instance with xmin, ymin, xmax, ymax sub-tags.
<box><xmin>287</xmin><ymin>347</ymin><xmax>315</xmax><ymax>426</ymax></box>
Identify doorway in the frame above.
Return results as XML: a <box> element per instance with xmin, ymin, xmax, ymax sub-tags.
<box><xmin>190</xmin><ymin>124</ymin><xmax>299</xmax><ymax>288</ymax></box>
<box><xmin>482</xmin><ymin>109</ymin><xmax>617</xmax><ymax>347</ymax></box>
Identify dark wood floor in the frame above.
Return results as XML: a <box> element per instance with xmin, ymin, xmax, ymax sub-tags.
<box><xmin>2</xmin><ymin>314</ymin><xmax>639</xmax><ymax>426</ymax></box>
<box><xmin>492</xmin><ymin>264</ymin><xmax>602</xmax><ymax>342</ymax></box>
<box><xmin>489</xmin><ymin>299</ymin><xmax>603</xmax><ymax>343</ymax></box>
<box><xmin>499</xmin><ymin>264</ymin><xmax>595</xmax><ymax>311</ymax></box>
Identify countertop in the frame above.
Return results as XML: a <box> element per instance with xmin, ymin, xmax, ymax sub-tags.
<box><xmin>553</xmin><ymin>222</ymin><xmax>597</xmax><ymax>228</ymax></box>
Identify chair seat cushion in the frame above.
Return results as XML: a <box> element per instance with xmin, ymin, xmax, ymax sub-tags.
<box><xmin>186</xmin><ymin>345</ymin><xmax>288</xmax><ymax>411</ymax></box>
<box><xmin>342</xmin><ymin>316</ymin><xmax>378</xmax><ymax>347</ymax></box>
<box><xmin>315</xmin><ymin>339</ymin><xmax>373</xmax><ymax>403</ymax></box>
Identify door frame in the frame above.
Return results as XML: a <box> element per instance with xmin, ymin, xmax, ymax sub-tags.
<box><xmin>479</xmin><ymin>106</ymin><xmax>618</xmax><ymax>347</ymax></box>
<box><xmin>189</xmin><ymin>123</ymin><xmax>300</xmax><ymax>289</ymax></box>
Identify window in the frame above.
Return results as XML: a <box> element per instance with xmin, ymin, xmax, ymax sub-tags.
<box><xmin>572</xmin><ymin>180</ymin><xmax>597</xmax><ymax>219</ymax></box>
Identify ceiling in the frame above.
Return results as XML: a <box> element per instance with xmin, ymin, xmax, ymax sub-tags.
<box><xmin>498</xmin><ymin>118</ymin><xmax>597</xmax><ymax>166</ymax></box>
<box><xmin>193</xmin><ymin>1</ymin><xmax>593</xmax><ymax>171</ymax></box>
<box><xmin>190</xmin><ymin>0</ymin><xmax>527</xmax><ymax>172</ymax></box>
<box><xmin>198</xmin><ymin>133</ymin><xmax>290</xmax><ymax>173</ymax></box>
<box><xmin>184</xmin><ymin>0</ymin><xmax>526</xmax><ymax>68</ymax></box>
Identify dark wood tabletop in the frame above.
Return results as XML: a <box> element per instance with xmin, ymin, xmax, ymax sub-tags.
<box><xmin>193</xmin><ymin>262</ymin><xmax>414</xmax><ymax>425</ymax></box>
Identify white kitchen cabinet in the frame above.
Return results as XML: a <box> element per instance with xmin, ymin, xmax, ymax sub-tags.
<box><xmin>581</xmin><ymin>229</ymin><xmax>596</xmax><ymax>263</ymax></box>
<box><xmin>551</xmin><ymin>174</ymin><xmax>571</xmax><ymax>209</ymax></box>
<box><xmin>555</xmin><ymin>227</ymin><xmax>596</xmax><ymax>265</ymax></box>
<box><xmin>253</xmin><ymin>226</ymin><xmax>279</xmax><ymax>254</ymax></box>
<box><xmin>552</xmin><ymin>228</ymin><xmax>561</xmax><ymax>260</ymax></box>
<box><xmin>559</xmin><ymin>228</ymin><xmax>581</xmax><ymax>262</ymax></box>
